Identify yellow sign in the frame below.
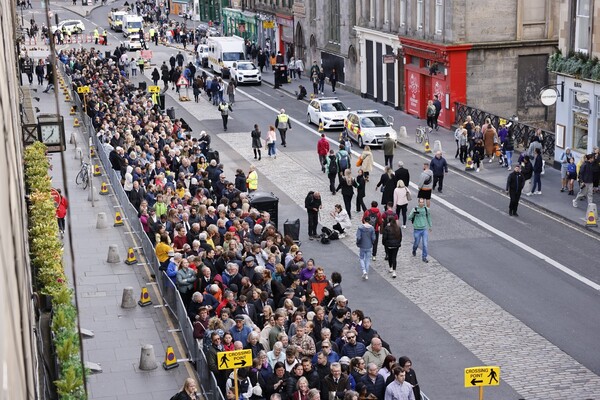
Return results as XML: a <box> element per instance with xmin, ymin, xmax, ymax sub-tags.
<box><xmin>499</xmin><ymin>118</ymin><xmax>507</xmax><ymax>126</ymax></box>
<box><xmin>464</xmin><ymin>366</ymin><xmax>500</xmax><ymax>387</ymax></box>
<box><xmin>77</xmin><ymin>86</ymin><xmax>90</xmax><ymax>94</ymax></box>
<box><xmin>148</xmin><ymin>85</ymin><xmax>161</xmax><ymax>93</ymax></box>
<box><xmin>262</xmin><ymin>21</ymin><xmax>275</xmax><ymax>29</ymax></box>
<box><xmin>217</xmin><ymin>349</ymin><xmax>252</xmax><ymax>370</ymax></box>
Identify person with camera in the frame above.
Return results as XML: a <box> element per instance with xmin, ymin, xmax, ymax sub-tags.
<box><xmin>265</xmin><ymin>362</ymin><xmax>289</xmax><ymax>399</ymax></box>
<box><xmin>408</xmin><ymin>198</ymin><xmax>432</xmax><ymax>263</ymax></box>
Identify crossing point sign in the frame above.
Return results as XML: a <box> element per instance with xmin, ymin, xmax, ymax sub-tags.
<box><xmin>464</xmin><ymin>366</ymin><xmax>500</xmax><ymax>387</ymax></box>
<box><xmin>217</xmin><ymin>349</ymin><xmax>252</xmax><ymax>370</ymax></box>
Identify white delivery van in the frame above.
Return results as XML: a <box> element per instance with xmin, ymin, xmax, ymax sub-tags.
<box><xmin>108</xmin><ymin>10</ymin><xmax>127</xmax><ymax>31</ymax></box>
<box><xmin>207</xmin><ymin>36</ymin><xmax>245</xmax><ymax>79</ymax></box>
<box><xmin>122</xmin><ymin>14</ymin><xmax>143</xmax><ymax>37</ymax></box>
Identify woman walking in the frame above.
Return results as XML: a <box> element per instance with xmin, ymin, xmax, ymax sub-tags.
<box><xmin>192</xmin><ymin>77</ymin><xmax>201</xmax><ymax>102</ymax></box>
<box><xmin>266</xmin><ymin>125</ymin><xmax>277</xmax><ymax>159</ymax></box>
<box><xmin>329</xmin><ymin>68</ymin><xmax>338</xmax><ymax>93</ymax></box>
<box><xmin>336</xmin><ymin>169</ymin><xmax>359</xmax><ymax>219</ymax></box>
<box><xmin>359</xmin><ymin>145</ymin><xmax>373</xmax><ymax>182</ymax></box>
<box><xmin>251</xmin><ymin>124</ymin><xmax>262</xmax><ymax>161</ymax></box>
<box><xmin>382</xmin><ymin>216</ymin><xmax>402</xmax><ymax>278</ymax></box>
<box><xmin>376</xmin><ymin>166</ymin><xmax>396</xmax><ymax>206</ymax></box>
<box><xmin>356</xmin><ymin>169</ymin><xmax>367</xmax><ymax>213</ymax></box>
<box><xmin>151</xmin><ymin>67</ymin><xmax>160</xmax><ymax>86</ymax></box>
<box><xmin>393</xmin><ymin>180</ymin><xmax>411</xmax><ymax>228</ymax></box>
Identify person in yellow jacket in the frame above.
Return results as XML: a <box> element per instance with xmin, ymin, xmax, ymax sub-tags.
<box><xmin>246</xmin><ymin>165</ymin><xmax>258</xmax><ymax>192</ymax></box>
<box><xmin>93</xmin><ymin>28</ymin><xmax>99</xmax><ymax>45</ymax></box>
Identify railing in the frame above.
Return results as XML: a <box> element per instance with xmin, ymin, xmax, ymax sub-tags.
<box><xmin>454</xmin><ymin>102</ymin><xmax>555</xmax><ymax>159</ymax></box>
<box><xmin>61</xmin><ymin>64</ymin><xmax>225</xmax><ymax>400</ymax></box>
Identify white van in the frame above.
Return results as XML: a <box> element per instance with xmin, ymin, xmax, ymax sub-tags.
<box><xmin>122</xmin><ymin>14</ymin><xmax>143</xmax><ymax>37</ymax></box>
<box><xmin>207</xmin><ymin>36</ymin><xmax>245</xmax><ymax>79</ymax></box>
<box><xmin>108</xmin><ymin>10</ymin><xmax>127</xmax><ymax>31</ymax></box>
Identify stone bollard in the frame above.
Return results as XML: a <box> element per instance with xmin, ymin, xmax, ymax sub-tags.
<box><xmin>87</xmin><ymin>186</ymin><xmax>97</xmax><ymax>202</ymax></box>
<box><xmin>74</xmin><ymin>147</ymin><xmax>82</xmax><ymax>160</ymax></box>
<box><xmin>139</xmin><ymin>344</ymin><xmax>158</xmax><ymax>371</ymax></box>
<box><xmin>106</xmin><ymin>245</ymin><xmax>120</xmax><ymax>263</ymax></box>
<box><xmin>96</xmin><ymin>212</ymin><xmax>108</xmax><ymax>229</ymax></box>
<box><xmin>121</xmin><ymin>287</ymin><xmax>136</xmax><ymax>309</ymax></box>
<box><xmin>399</xmin><ymin>126</ymin><xmax>408</xmax><ymax>138</ymax></box>
<box><xmin>433</xmin><ymin>140</ymin><xmax>443</xmax><ymax>154</ymax></box>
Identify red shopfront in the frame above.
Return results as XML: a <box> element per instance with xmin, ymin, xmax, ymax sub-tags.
<box><xmin>399</xmin><ymin>37</ymin><xmax>471</xmax><ymax>129</ymax></box>
<box><xmin>276</xmin><ymin>14</ymin><xmax>294</xmax><ymax>60</ymax></box>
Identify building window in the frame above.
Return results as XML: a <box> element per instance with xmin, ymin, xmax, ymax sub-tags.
<box><xmin>417</xmin><ymin>0</ymin><xmax>424</xmax><ymax>31</ymax></box>
<box><xmin>400</xmin><ymin>0</ymin><xmax>406</xmax><ymax>26</ymax></box>
<box><xmin>575</xmin><ymin>0</ymin><xmax>591</xmax><ymax>54</ymax></box>
<box><xmin>310</xmin><ymin>0</ymin><xmax>316</xmax><ymax>21</ymax></box>
<box><xmin>572</xmin><ymin>91</ymin><xmax>590</xmax><ymax>152</ymax></box>
<box><xmin>329</xmin><ymin>0</ymin><xmax>341</xmax><ymax>44</ymax></box>
<box><xmin>435</xmin><ymin>0</ymin><xmax>444</xmax><ymax>34</ymax></box>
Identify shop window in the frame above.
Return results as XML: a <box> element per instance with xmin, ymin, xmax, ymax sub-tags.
<box><xmin>573</xmin><ymin>113</ymin><xmax>589</xmax><ymax>152</ymax></box>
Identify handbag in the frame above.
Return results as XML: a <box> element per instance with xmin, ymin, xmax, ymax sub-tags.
<box><xmin>406</xmin><ymin>188</ymin><xmax>412</xmax><ymax>201</ymax></box>
<box><xmin>356</xmin><ymin>156</ymin><xmax>363</xmax><ymax>167</ymax></box>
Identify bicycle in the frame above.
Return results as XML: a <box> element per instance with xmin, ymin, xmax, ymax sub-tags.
<box><xmin>75</xmin><ymin>162</ymin><xmax>90</xmax><ymax>189</ymax></box>
<box><xmin>415</xmin><ymin>126</ymin><xmax>431</xmax><ymax>144</ymax></box>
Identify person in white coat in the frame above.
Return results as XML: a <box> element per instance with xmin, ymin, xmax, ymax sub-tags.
<box><xmin>392</xmin><ymin>180</ymin><xmax>411</xmax><ymax>228</ymax></box>
<box><xmin>331</xmin><ymin>204</ymin><xmax>351</xmax><ymax>238</ymax></box>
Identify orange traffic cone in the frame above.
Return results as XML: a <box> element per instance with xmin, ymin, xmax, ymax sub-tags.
<box><xmin>114</xmin><ymin>211</ymin><xmax>124</xmax><ymax>227</ymax></box>
<box><xmin>93</xmin><ymin>164</ymin><xmax>101</xmax><ymax>176</ymax></box>
<box><xmin>424</xmin><ymin>141</ymin><xmax>431</xmax><ymax>153</ymax></box>
<box><xmin>586</xmin><ymin>204</ymin><xmax>597</xmax><ymax>228</ymax></box>
<box><xmin>125</xmin><ymin>247</ymin><xmax>137</xmax><ymax>265</ymax></box>
<box><xmin>90</xmin><ymin>145</ymin><xmax>96</xmax><ymax>158</ymax></box>
<box><xmin>162</xmin><ymin>346</ymin><xmax>179</xmax><ymax>370</ymax></box>
<box><xmin>64</xmin><ymin>94</ymin><xmax>71</xmax><ymax>102</ymax></box>
<box><xmin>138</xmin><ymin>287</ymin><xmax>153</xmax><ymax>307</ymax></box>
<box><xmin>465</xmin><ymin>157</ymin><xmax>475</xmax><ymax>171</ymax></box>
<box><xmin>99</xmin><ymin>182</ymin><xmax>109</xmax><ymax>195</ymax></box>
<box><xmin>70</xmin><ymin>106</ymin><xmax>75</xmax><ymax>115</ymax></box>
<box><xmin>318</xmin><ymin>121</ymin><xmax>324</xmax><ymax>132</ymax></box>
<box><xmin>73</xmin><ymin>118</ymin><xmax>80</xmax><ymax>127</ymax></box>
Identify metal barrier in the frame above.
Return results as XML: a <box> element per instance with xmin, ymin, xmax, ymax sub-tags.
<box><xmin>454</xmin><ymin>102</ymin><xmax>555</xmax><ymax>158</ymax></box>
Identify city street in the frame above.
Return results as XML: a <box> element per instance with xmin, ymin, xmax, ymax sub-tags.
<box><xmin>24</xmin><ymin>1</ymin><xmax>600</xmax><ymax>399</ymax></box>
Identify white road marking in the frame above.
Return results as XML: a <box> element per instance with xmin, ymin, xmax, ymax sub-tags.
<box><xmin>235</xmin><ymin>86</ymin><xmax>600</xmax><ymax>292</ymax></box>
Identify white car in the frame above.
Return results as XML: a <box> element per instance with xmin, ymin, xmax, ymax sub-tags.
<box><xmin>51</xmin><ymin>19</ymin><xmax>86</xmax><ymax>35</ymax></box>
<box><xmin>231</xmin><ymin>61</ymin><xmax>261</xmax><ymax>85</ymax></box>
<box><xmin>126</xmin><ymin>34</ymin><xmax>142</xmax><ymax>50</ymax></box>
<box><xmin>344</xmin><ymin>110</ymin><xmax>397</xmax><ymax>148</ymax></box>
<box><xmin>306</xmin><ymin>97</ymin><xmax>349</xmax><ymax>129</ymax></box>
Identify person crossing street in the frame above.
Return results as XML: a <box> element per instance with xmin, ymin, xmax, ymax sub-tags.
<box><xmin>218</xmin><ymin>101</ymin><xmax>233</xmax><ymax>131</ymax></box>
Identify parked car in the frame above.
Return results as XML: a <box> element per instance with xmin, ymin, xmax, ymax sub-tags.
<box><xmin>306</xmin><ymin>97</ymin><xmax>349</xmax><ymax>129</ymax></box>
<box><xmin>51</xmin><ymin>19</ymin><xmax>86</xmax><ymax>35</ymax></box>
<box><xmin>231</xmin><ymin>61</ymin><xmax>262</xmax><ymax>84</ymax></box>
<box><xmin>344</xmin><ymin>110</ymin><xmax>397</xmax><ymax>148</ymax></box>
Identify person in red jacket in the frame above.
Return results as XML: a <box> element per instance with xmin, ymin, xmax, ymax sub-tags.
<box><xmin>362</xmin><ymin>201</ymin><xmax>382</xmax><ymax>261</ymax></box>
<box><xmin>317</xmin><ymin>133</ymin><xmax>330</xmax><ymax>173</ymax></box>
<box><xmin>51</xmin><ymin>188</ymin><xmax>69</xmax><ymax>238</ymax></box>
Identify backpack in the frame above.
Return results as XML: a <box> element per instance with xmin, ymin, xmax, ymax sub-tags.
<box><xmin>320</xmin><ymin>233</ymin><xmax>330</xmax><ymax>244</ymax></box>
<box><xmin>364</xmin><ymin>209</ymin><xmax>379</xmax><ymax>227</ymax></box>
<box><xmin>328</xmin><ymin>156</ymin><xmax>338</xmax><ymax>175</ymax></box>
<box><xmin>321</xmin><ymin>226</ymin><xmax>339</xmax><ymax>240</ymax></box>
<box><xmin>338</xmin><ymin>153</ymin><xmax>349</xmax><ymax>171</ymax></box>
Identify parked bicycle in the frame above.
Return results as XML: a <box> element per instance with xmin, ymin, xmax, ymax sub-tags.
<box><xmin>75</xmin><ymin>162</ymin><xmax>90</xmax><ymax>189</ymax></box>
<box><xmin>415</xmin><ymin>126</ymin><xmax>431</xmax><ymax>144</ymax></box>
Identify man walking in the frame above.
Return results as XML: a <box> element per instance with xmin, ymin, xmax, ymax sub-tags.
<box><xmin>408</xmin><ymin>198</ymin><xmax>432</xmax><ymax>263</ymax></box>
<box><xmin>433</xmin><ymin>94</ymin><xmax>442</xmax><ymax>131</ymax></box>
<box><xmin>417</xmin><ymin>163</ymin><xmax>434</xmax><ymax>207</ymax></box>
<box><xmin>218</xmin><ymin>101</ymin><xmax>233</xmax><ymax>131</ymax></box>
<box><xmin>362</xmin><ymin>201</ymin><xmax>382</xmax><ymax>261</ymax></box>
<box><xmin>317</xmin><ymin>133</ymin><xmax>330</xmax><ymax>173</ymax></box>
<box><xmin>573</xmin><ymin>153</ymin><xmax>595</xmax><ymax>207</ymax></box>
<box><xmin>382</xmin><ymin>133</ymin><xmax>396</xmax><ymax>168</ymax></box>
<box><xmin>275</xmin><ymin>108</ymin><xmax>292</xmax><ymax>147</ymax></box>
<box><xmin>305</xmin><ymin>191</ymin><xmax>322</xmax><ymax>239</ymax></box>
<box><xmin>429</xmin><ymin>151</ymin><xmax>448</xmax><ymax>193</ymax></box>
<box><xmin>506</xmin><ymin>164</ymin><xmax>525</xmax><ymax>216</ymax></box>
<box><xmin>356</xmin><ymin>218</ymin><xmax>376</xmax><ymax>280</ymax></box>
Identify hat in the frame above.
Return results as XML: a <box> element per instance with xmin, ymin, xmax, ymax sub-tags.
<box><xmin>310</xmin><ymin>297</ymin><xmax>319</xmax><ymax>304</ymax></box>
<box><xmin>229</xmin><ymin>284</ymin><xmax>239</xmax><ymax>293</ymax></box>
<box><xmin>234</xmin><ymin>314</ymin><xmax>245</xmax><ymax>321</ymax></box>
<box><xmin>168</xmin><ymin>250</ymin><xmax>175</xmax><ymax>257</ymax></box>
<box><xmin>336</xmin><ymin>295</ymin><xmax>347</xmax><ymax>303</ymax></box>
<box><xmin>284</xmin><ymin>288</ymin><xmax>295</xmax><ymax>295</ymax></box>
<box><xmin>245</xmin><ymin>256</ymin><xmax>255</xmax><ymax>263</ymax></box>
<box><xmin>339</xmin><ymin>356</ymin><xmax>351</xmax><ymax>366</ymax></box>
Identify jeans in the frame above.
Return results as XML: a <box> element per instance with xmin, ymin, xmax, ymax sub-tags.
<box><xmin>506</xmin><ymin>150</ymin><xmax>513</xmax><ymax>167</ymax></box>
<box><xmin>412</xmin><ymin>229</ymin><xmax>429</xmax><ymax>260</ymax></box>
<box><xmin>318</xmin><ymin>81</ymin><xmax>324</xmax><ymax>93</ymax></box>
<box><xmin>372</xmin><ymin>231</ymin><xmax>379</xmax><ymax>257</ymax></box>
<box><xmin>268</xmin><ymin>143</ymin><xmax>276</xmax><ymax>156</ymax></box>
<box><xmin>319</xmin><ymin>154</ymin><xmax>327</xmax><ymax>172</ymax></box>
<box><xmin>359</xmin><ymin>248</ymin><xmax>372</xmax><ymax>275</ymax></box>
<box><xmin>532</xmin><ymin>172</ymin><xmax>542</xmax><ymax>192</ymax></box>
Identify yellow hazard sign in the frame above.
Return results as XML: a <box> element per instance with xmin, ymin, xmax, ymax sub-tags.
<box><xmin>464</xmin><ymin>366</ymin><xmax>500</xmax><ymax>387</ymax></box>
<box><xmin>217</xmin><ymin>349</ymin><xmax>252</xmax><ymax>370</ymax></box>
<box><xmin>148</xmin><ymin>85</ymin><xmax>161</xmax><ymax>93</ymax></box>
<box><xmin>77</xmin><ymin>85</ymin><xmax>90</xmax><ymax>94</ymax></box>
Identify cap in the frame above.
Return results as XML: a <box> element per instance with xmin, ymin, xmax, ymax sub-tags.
<box><xmin>339</xmin><ymin>356</ymin><xmax>351</xmax><ymax>366</ymax></box>
<box><xmin>234</xmin><ymin>314</ymin><xmax>245</xmax><ymax>321</ymax></box>
<box><xmin>245</xmin><ymin>256</ymin><xmax>254</xmax><ymax>262</ymax></box>
<box><xmin>284</xmin><ymin>288</ymin><xmax>295</xmax><ymax>295</ymax></box>
<box><xmin>310</xmin><ymin>297</ymin><xmax>319</xmax><ymax>304</ymax></box>
<box><xmin>336</xmin><ymin>295</ymin><xmax>347</xmax><ymax>303</ymax></box>
<box><xmin>229</xmin><ymin>284</ymin><xmax>238</xmax><ymax>292</ymax></box>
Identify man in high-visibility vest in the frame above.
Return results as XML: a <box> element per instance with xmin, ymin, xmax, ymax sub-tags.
<box><xmin>246</xmin><ymin>165</ymin><xmax>258</xmax><ymax>192</ymax></box>
<box><xmin>102</xmin><ymin>29</ymin><xmax>108</xmax><ymax>46</ymax></box>
<box><xmin>148</xmin><ymin>27</ymin><xmax>155</xmax><ymax>45</ymax></box>
<box><xmin>275</xmin><ymin>108</ymin><xmax>292</xmax><ymax>147</ymax></box>
<box><xmin>93</xmin><ymin>28</ymin><xmax>99</xmax><ymax>45</ymax></box>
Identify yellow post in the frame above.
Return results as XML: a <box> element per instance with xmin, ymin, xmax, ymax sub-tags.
<box><xmin>479</xmin><ymin>386</ymin><xmax>484</xmax><ymax>400</ymax></box>
<box><xmin>234</xmin><ymin>368</ymin><xmax>239</xmax><ymax>400</ymax></box>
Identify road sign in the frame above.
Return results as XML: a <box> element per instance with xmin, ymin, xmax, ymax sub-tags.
<box><xmin>148</xmin><ymin>85</ymin><xmax>161</xmax><ymax>93</ymax></box>
<box><xmin>464</xmin><ymin>366</ymin><xmax>500</xmax><ymax>387</ymax></box>
<box><xmin>77</xmin><ymin>85</ymin><xmax>90</xmax><ymax>94</ymax></box>
<box><xmin>176</xmin><ymin>76</ymin><xmax>189</xmax><ymax>87</ymax></box>
<box><xmin>217</xmin><ymin>349</ymin><xmax>252</xmax><ymax>370</ymax></box>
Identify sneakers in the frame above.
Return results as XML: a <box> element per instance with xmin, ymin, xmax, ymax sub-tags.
<box><xmin>389</xmin><ymin>268</ymin><xmax>393</xmax><ymax>273</ymax></box>
<box><xmin>488</xmin><ymin>158</ymin><xmax>493</xmax><ymax>163</ymax></box>
<box><xmin>526</xmin><ymin>192</ymin><xmax>533</xmax><ymax>196</ymax></box>
<box><xmin>561</xmin><ymin>188</ymin><xmax>565</xmax><ymax>192</ymax></box>
<box><xmin>362</xmin><ymin>273</ymin><xmax>367</xmax><ymax>280</ymax></box>
<box><xmin>534</xmin><ymin>191</ymin><xmax>542</xmax><ymax>195</ymax></box>
<box><xmin>507</xmin><ymin>167</ymin><xmax>511</xmax><ymax>171</ymax></box>
<box><xmin>422</xmin><ymin>258</ymin><xmax>429</xmax><ymax>263</ymax></box>
<box><xmin>402</xmin><ymin>225</ymin><xmax>406</xmax><ymax>229</ymax></box>
<box><xmin>573</xmin><ymin>200</ymin><xmax>578</xmax><ymax>208</ymax></box>
<box><xmin>365</xmin><ymin>275</ymin><xmax>369</xmax><ymax>280</ymax></box>
<box><xmin>372</xmin><ymin>256</ymin><xmax>376</xmax><ymax>261</ymax></box>
<box><xmin>412</xmin><ymin>249</ymin><xmax>416</xmax><ymax>257</ymax></box>
<box><xmin>476</xmin><ymin>168</ymin><xmax>480</xmax><ymax>172</ymax></box>
<box><xmin>338</xmin><ymin>233</ymin><xmax>346</xmax><ymax>239</ymax></box>
<box><xmin>392</xmin><ymin>272</ymin><xmax>396</xmax><ymax>278</ymax></box>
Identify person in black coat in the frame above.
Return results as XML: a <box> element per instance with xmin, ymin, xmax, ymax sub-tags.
<box><xmin>506</xmin><ymin>164</ymin><xmax>525</xmax><ymax>217</ymax></box>
<box><xmin>376</xmin><ymin>168</ymin><xmax>396</xmax><ymax>207</ymax></box>
<box><xmin>171</xmin><ymin>378</ymin><xmax>199</xmax><ymax>400</ymax></box>
<box><xmin>356</xmin><ymin>169</ymin><xmax>367</xmax><ymax>213</ymax></box>
<box><xmin>151</xmin><ymin>68</ymin><xmax>160</xmax><ymax>86</ymax></box>
<box><xmin>128</xmin><ymin>181</ymin><xmax>146</xmax><ymax>212</ymax></box>
<box><xmin>394</xmin><ymin>162</ymin><xmax>410</xmax><ymax>187</ymax></box>
<box><xmin>382</xmin><ymin>217</ymin><xmax>402</xmax><ymax>278</ymax></box>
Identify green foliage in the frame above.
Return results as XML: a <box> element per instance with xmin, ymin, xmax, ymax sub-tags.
<box><xmin>547</xmin><ymin>51</ymin><xmax>600</xmax><ymax>82</ymax></box>
<box><xmin>24</xmin><ymin>141</ymin><xmax>86</xmax><ymax>399</ymax></box>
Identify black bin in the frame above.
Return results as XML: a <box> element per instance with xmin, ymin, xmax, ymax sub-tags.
<box><xmin>138</xmin><ymin>81</ymin><xmax>147</xmax><ymax>91</ymax></box>
<box><xmin>275</xmin><ymin>64</ymin><xmax>288</xmax><ymax>84</ymax></box>
<box><xmin>283</xmin><ymin>219</ymin><xmax>300</xmax><ymax>242</ymax></box>
<box><xmin>248</xmin><ymin>191</ymin><xmax>279</xmax><ymax>230</ymax></box>
<box><xmin>167</xmin><ymin>107</ymin><xmax>175</xmax><ymax>120</ymax></box>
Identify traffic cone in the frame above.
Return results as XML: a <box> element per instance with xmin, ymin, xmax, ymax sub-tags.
<box><xmin>318</xmin><ymin>121</ymin><xmax>324</xmax><ymax>132</ymax></box>
<box><xmin>93</xmin><ymin>164</ymin><xmax>101</xmax><ymax>176</ymax></box>
<box><xmin>73</xmin><ymin>118</ymin><xmax>80</xmax><ymax>127</ymax></box>
<box><xmin>125</xmin><ymin>247</ymin><xmax>137</xmax><ymax>265</ymax></box>
<box><xmin>586</xmin><ymin>203</ymin><xmax>597</xmax><ymax>228</ymax></box>
<box><xmin>465</xmin><ymin>157</ymin><xmax>475</xmax><ymax>171</ymax></box>
<box><xmin>114</xmin><ymin>211</ymin><xmax>124</xmax><ymax>227</ymax></box>
<box><xmin>90</xmin><ymin>145</ymin><xmax>96</xmax><ymax>158</ymax></box>
<box><xmin>138</xmin><ymin>287</ymin><xmax>153</xmax><ymax>307</ymax></box>
<box><xmin>162</xmin><ymin>346</ymin><xmax>179</xmax><ymax>370</ymax></box>
<box><xmin>424</xmin><ymin>141</ymin><xmax>431</xmax><ymax>153</ymax></box>
<box><xmin>70</xmin><ymin>106</ymin><xmax>76</xmax><ymax>115</ymax></box>
<box><xmin>99</xmin><ymin>181</ymin><xmax>109</xmax><ymax>195</ymax></box>
<box><xmin>65</xmin><ymin>94</ymin><xmax>71</xmax><ymax>102</ymax></box>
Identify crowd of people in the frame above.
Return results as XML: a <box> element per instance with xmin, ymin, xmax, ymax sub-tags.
<box><xmin>55</xmin><ymin>46</ymin><xmax>422</xmax><ymax>400</ymax></box>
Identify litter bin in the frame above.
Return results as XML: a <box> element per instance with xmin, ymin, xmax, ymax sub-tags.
<box><xmin>138</xmin><ymin>81</ymin><xmax>147</xmax><ymax>91</ymax></box>
<box><xmin>167</xmin><ymin>107</ymin><xmax>175</xmax><ymax>120</ymax></box>
<box><xmin>275</xmin><ymin>64</ymin><xmax>288</xmax><ymax>85</ymax></box>
<box><xmin>284</xmin><ymin>219</ymin><xmax>300</xmax><ymax>243</ymax></box>
<box><xmin>248</xmin><ymin>191</ymin><xmax>279</xmax><ymax>230</ymax></box>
